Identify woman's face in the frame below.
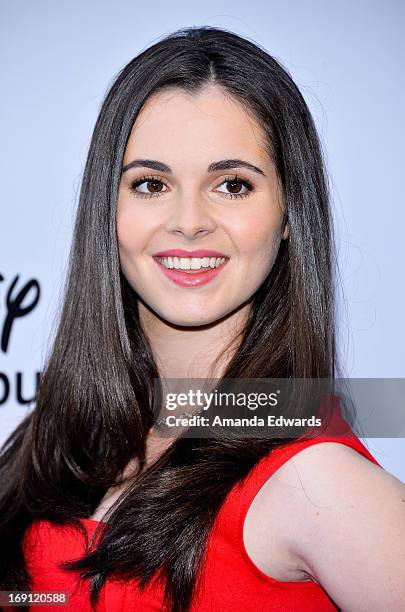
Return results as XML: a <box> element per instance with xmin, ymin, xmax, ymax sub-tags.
<box><xmin>116</xmin><ymin>85</ymin><xmax>288</xmax><ymax>327</ymax></box>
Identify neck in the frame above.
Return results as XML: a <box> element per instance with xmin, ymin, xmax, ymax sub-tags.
<box><xmin>138</xmin><ymin>299</ymin><xmax>251</xmax><ymax>380</ymax></box>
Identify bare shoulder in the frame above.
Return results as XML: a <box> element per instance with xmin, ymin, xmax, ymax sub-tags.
<box><xmin>264</xmin><ymin>441</ymin><xmax>405</xmax><ymax>609</ymax></box>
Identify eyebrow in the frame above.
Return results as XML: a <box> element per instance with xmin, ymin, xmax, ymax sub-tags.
<box><xmin>122</xmin><ymin>158</ymin><xmax>266</xmax><ymax>177</ymax></box>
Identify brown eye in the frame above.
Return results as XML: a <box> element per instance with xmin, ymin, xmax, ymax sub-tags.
<box><xmin>216</xmin><ymin>175</ymin><xmax>253</xmax><ymax>200</ymax></box>
<box><xmin>227</xmin><ymin>179</ymin><xmax>244</xmax><ymax>194</ymax></box>
<box><xmin>130</xmin><ymin>176</ymin><xmax>168</xmax><ymax>198</ymax></box>
<box><xmin>145</xmin><ymin>179</ymin><xmax>164</xmax><ymax>193</ymax></box>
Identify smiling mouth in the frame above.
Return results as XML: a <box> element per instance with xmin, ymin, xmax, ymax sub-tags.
<box><xmin>152</xmin><ymin>255</ymin><xmax>229</xmax><ymax>287</ymax></box>
<box><xmin>154</xmin><ymin>255</ymin><xmax>227</xmax><ymax>273</ymax></box>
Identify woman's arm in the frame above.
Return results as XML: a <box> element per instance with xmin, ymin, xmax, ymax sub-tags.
<box><xmin>275</xmin><ymin>442</ymin><xmax>405</xmax><ymax>611</ymax></box>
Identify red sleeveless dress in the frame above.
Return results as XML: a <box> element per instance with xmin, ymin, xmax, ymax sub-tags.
<box><xmin>18</xmin><ymin>398</ymin><xmax>382</xmax><ymax>611</ymax></box>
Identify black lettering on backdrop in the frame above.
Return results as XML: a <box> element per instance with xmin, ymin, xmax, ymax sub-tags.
<box><xmin>0</xmin><ymin>372</ymin><xmax>9</xmax><ymax>404</ymax></box>
<box><xmin>0</xmin><ymin>273</ymin><xmax>41</xmax><ymax>407</ymax></box>
<box><xmin>0</xmin><ymin>371</ymin><xmax>41</xmax><ymax>405</ymax></box>
<box><xmin>0</xmin><ymin>273</ymin><xmax>40</xmax><ymax>352</ymax></box>
<box><xmin>16</xmin><ymin>371</ymin><xmax>42</xmax><ymax>404</ymax></box>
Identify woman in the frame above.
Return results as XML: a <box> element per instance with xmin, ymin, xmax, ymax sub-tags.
<box><xmin>0</xmin><ymin>26</ymin><xmax>404</xmax><ymax>612</ymax></box>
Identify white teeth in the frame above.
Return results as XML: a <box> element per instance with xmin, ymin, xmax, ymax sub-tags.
<box><xmin>158</xmin><ymin>256</ymin><xmax>226</xmax><ymax>270</ymax></box>
<box><xmin>190</xmin><ymin>258</ymin><xmax>201</xmax><ymax>270</ymax></box>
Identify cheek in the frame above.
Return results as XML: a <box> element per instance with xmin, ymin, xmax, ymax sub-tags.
<box><xmin>116</xmin><ymin>199</ymin><xmax>150</xmax><ymax>261</ymax></box>
<box><xmin>232</xmin><ymin>218</ymin><xmax>281</xmax><ymax>267</ymax></box>
<box><xmin>116</xmin><ymin>216</ymin><xmax>137</xmax><ymax>263</ymax></box>
<box><xmin>116</xmin><ymin>210</ymin><xmax>147</xmax><ymax>290</ymax></box>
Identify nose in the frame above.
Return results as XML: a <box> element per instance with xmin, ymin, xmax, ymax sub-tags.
<box><xmin>165</xmin><ymin>192</ymin><xmax>217</xmax><ymax>240</ymax></box>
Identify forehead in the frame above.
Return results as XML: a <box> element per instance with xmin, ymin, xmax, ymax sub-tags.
<box><xmin>123</xmin><ymin>85</ymin><xmax>271</xmax><ymax>169</ymax></box>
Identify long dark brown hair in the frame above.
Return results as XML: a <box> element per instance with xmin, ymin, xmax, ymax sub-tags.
<box><xmin>0</xmin><ymin>25</ymin><xmax>342</xmax><ymax>612</ymax></box>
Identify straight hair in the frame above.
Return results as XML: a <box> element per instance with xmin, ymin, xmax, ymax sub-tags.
<box><xmin>0</xmin><ymin>25</ymin><xmax>341</xmax><ymax>612</ymax></box>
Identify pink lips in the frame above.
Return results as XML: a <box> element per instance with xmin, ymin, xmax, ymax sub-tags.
<box><xmin>154</xmin><ymin>249</ymin><xmax>227</xmax><ymax>258</ymax></box>
<box><xmin>152</xmin><ymin>250</ymin><xmax>229</xmax><ymax>288</ymax></box>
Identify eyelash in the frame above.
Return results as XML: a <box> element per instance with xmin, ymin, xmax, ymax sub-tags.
<box><xmin>129</xmin><ymin>174</ymin><xmax>254</xmax><ymax>200</ymax></box>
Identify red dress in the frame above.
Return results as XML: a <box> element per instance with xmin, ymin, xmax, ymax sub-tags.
<box><xmin>18</xmin><ymin>399</ymin><xmax>381</xmax><ymax>611</ymax></box>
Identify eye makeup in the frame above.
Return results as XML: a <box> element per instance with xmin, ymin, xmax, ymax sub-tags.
<box><xmin>128</xmin><ymin>174</ymin><xmax>254</xmax><ymax>200</ymax></box>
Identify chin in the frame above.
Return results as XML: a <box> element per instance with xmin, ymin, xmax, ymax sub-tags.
<box><xmin>162</xmin><ymin>311</ymin><xmax>220</xmax><ymax>328</ymax></box>
<box><xmin>157</xmin><ymin>301</ymin><xmax>243</xmax><ymax>328</ymax></box>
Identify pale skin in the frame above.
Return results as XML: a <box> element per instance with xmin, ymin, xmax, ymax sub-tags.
<box><xmin>91</xmin><ymin>85</ymin><xmax>405</xmax><ymax>610</ymax></box>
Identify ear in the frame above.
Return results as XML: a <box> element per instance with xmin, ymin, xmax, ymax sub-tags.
<box><xmin>282</xmin><ymin>221</ymin><xmax>289</xmax><ymax>240</ymax></box>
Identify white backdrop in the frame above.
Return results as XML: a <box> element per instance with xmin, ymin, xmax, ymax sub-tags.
<box><xmin>1</xmin><ymin>0</ymin><xmax>404</xmax><ymax>480</ymax></box>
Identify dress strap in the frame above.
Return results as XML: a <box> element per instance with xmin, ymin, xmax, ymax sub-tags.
<box><xmin>213</xmin><ymin>395</ymin><xmax>382</xmax><ymax>566</ymax></box>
